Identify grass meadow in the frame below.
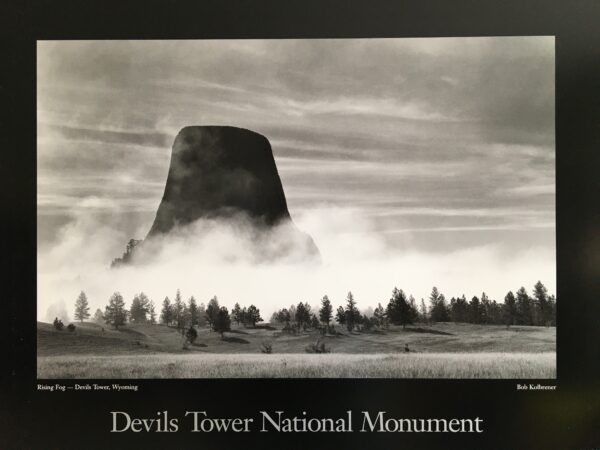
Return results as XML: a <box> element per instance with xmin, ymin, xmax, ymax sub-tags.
<box><xmin>38</xmin><ymin>352</ymin><xmax>555</xmax><ymax>378</ymax></box>
<box><xmin>37</xmin><ymin>321</ymin><xmax>556</xmax><ymax>378</ymax></box>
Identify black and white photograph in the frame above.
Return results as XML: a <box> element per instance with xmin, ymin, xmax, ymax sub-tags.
<box><xmin>36</xmin><ymin>38</ymin><xmax>557</xmax><ymax>379</ymax></box>
<box><xmin>6</xmin><ymin>0</ymin><xmax>600</xmax><ymax>448</ymax></box>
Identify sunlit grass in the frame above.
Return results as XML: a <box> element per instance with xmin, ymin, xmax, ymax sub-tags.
<box><xmin>38</xmin><ymin>352</ymin><xmax>555</xmax><ymax>379</ymax></box>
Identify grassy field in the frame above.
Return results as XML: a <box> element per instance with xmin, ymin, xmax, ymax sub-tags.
<box><xmin>38</xmin><ymin>352</ymin><xmax>555</xmax><ymax>378</ymax></box>
<box><xmin>37</xmin><ymin>321</ymin><xmax>555</xmax><ymax>378</ymax></box>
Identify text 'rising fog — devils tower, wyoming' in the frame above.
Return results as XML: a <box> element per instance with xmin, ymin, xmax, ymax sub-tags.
<box><xmin>112</xmin><ymin>126</ymin><xmax>320</xmax><ymax>266</ymax></box>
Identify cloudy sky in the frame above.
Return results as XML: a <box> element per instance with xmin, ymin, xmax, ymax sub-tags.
<box><xmin>37</xmin><ymin>38</ymin><xmax>555</xmax><ymax>314</ymax></box>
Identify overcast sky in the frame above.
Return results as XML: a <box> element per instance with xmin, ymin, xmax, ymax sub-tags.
<box><xmin>37</xmin><ymin>38</ymin><xmax>555</xmax><ymax>257</ymax></box>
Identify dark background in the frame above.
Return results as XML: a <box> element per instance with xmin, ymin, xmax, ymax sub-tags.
<box><xmin>3</xmin><ymin>1</ymin><xmax>600</xmax><ymax>448</ymax></box>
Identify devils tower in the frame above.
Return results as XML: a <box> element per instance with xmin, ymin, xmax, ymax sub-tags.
<box><xmin>112</xmin><ymin>126</ymin><xmax>319</xmax><ymax>266</ymax></box>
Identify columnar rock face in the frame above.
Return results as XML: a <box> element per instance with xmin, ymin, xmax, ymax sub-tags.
<box><xmin>148</xmin><ymin>126</ymin><xmax>294</xmax><ymax>235</ymax></box>
<box><xmin>112</xmin><ymin>126</ymin><xmax>319</xmax><ymax>266</ymax></box>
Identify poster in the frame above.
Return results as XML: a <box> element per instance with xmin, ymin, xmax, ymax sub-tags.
<box><xmin>5</xmin><ymin>1</ymin><xmax>600</xmax><ymax>448</ymax></box>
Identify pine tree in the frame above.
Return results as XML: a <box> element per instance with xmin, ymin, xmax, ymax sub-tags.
<box><xmin>373</xmin><ymin>302</ymin><xmax>386</xmax><ymax>328</ymax></box>
<box><xmin>129</xmin><ymin>293</ymin><xmax>150</xmax><ymax>323</ymax></box>
<box><xmin>92</xmin><ymin>308</ymin><xmax>104</xmax><ymax>324</ymax></box>
<box><xmin>386</xmin><ymin>288</ymin><xmax>413</xmax><ymax>328</ymax></box>
<box><xmin>516</xmin><ymin>287</ymin><xmax>533</xmax><ymax>325</ymax></box>
<box><xmin>449</xmin><ymin>296</ymin><xmax>461</xmax><ymax>323</ymax></box>
<box><xmin>231</xmin><ymin>302</ymin><xmax>243</xmax><ymax>325</ymax></box>
<box><xmin>205</xmin><ymin>296</ymin><xmax>220</xmax><ymax>330</ymax></box>
<box><xmin>246</xmin><ymin>305</ymin><xmax>262</xmax><ymax>327</ymax></box>
<box><xmin>197</xmin><ymin>302</ymin><xmax>207</xmax><ymax>327</ymax></box>
<box><xmin>275</xmin><ymin>308</ymin><xmax>291</xmax><ymax>325</ymax></box>
<box><xmin>335</xmin><ymin>305</ymin><xmax>346</xmax><ymax>326</ymax></box>
<box><xmin>74</xmin><ymin>291</ymin><xmax>90</xmax><ymax>323</ymax></box>
<box><xmin>104</xmin><ymin>292</ymin><xmax>127</xmax><ymax>329</ymax></box>
<box><xmin>503</xmin><ymin>291</ymin><xmax>517</xmax><ymax>327</ymax></box>
<box><xmin>419</xmin><ymin>298</ymin><xmax>428</xmax><ymax>323</ymax></box>
<box><xmin>480</xmin><ymin>292</ymin><xmax>491</xmax><ymax>324</ymax></box>
<box><xmin>310</xmin><ymin>313</ymin><xmax>320</xmax><ymax>329</ymax></box>
<box><xmin>173</xmin><ymin>289</ymin><xmax>185</xmax><ymax>329</ymax></box>
<box><xmin>148</xmin><ymin>300</ymin><xmax>157</xmax><ymax>324</ymax></box>
<box><xmin>344</xmin><ymin>292</ymin><xmax>359</xmax><ymax>332</ymax></box>
<box><xmin>188</xmin><ymin>296</ymin><xmax>199</xmax><ymax>327</ymax></box>
<box><xmin>213</xmin><ymin>306</ymin><xmax>231</xmax><ymax>338</ymax></box>
<box><xmin>408</xmin><ymin>295</ymin><xmax>419</xmax><ymax>324</ymax></box>
<box><xmin>469</xmin><ymin>296</ymin><xmax>482</xmax><ymax>324</ymax></box>
<box><xmin>319</xmin><ymin>295</ymin><xmax>333</xmax><ymax>326</ymax></box>
<box><xmin>533</xmin><ymin>281</ymin><xmax>550</xmax><ymax>326</ymax></box>
<box><xmin>548</xmin><ymin>294</ymin><xmax>556</xmax><ymax>326</ymax></box>
<box><xmin>160</xmin><ymin>296</ymin><xmax>173</xmax><ymax>326</ymax></box>
<box><xmin>295</xmin><ymin>302</ymin><xmax>311</xmax><ymax>330</ymax></box>
<box><xmin>429</xmin><ymin>287</ymin><xmax>450</xmax><ymax>322</ymax></box>
<box><xmin>180</xmin><ymin>303</ymin><xmax>191</xmax><ymax>331</ymax></box>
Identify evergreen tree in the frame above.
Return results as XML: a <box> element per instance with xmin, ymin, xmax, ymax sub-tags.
<box><xmin>231</xmin><ymin>302</ymin><xmax>243</xmax><ymax>325</ymax></box>
<box><xmin>373</xmin><ymin>302</ymin><xmax>386</xmax><ymax>328</ymax></box>
<box><xmin>503</xmin><ymin>291</ymin><xmax>517</xmax><ymax>326</ymax></box>
<box><xmin>488</xmin><ymin>300</ymin><xmax>502</xmax><ymax>325</ymax></box>
<box><xmin>180</xmin><ymin>303</ymin><xmax>191</xmax><ymax>331</ymax></box>
<box><xmin>408</xmin><ymin>295</ymin><xmax>419</xmax><ymax>324</ymax></box>
<box><xmin>516</xmin><ymin>287</ymin><xmax>533</xmax><ymax>325</ymax></box>
<box><xmin>480</xmin><ymin>292</ymin><xmax>491</xmax><ymax>324</ymax></box>
<box><xmin>344</xmin><ymin>292</ymin><xmax>360</xmax><ymax>332</ymax></box>
<box><xmin>335</xmin><ymin>305</ymin><xmax>346</xmax><ymax>326</ymax></box>
<box><xmin>386</xmin><ymin>288</ymin><xmax>413</xmax><ymax>328</ymax></box>
<box><xmin>295</xmin><ymin>302</ymin><xmax>311</xmax><ymax>330</ymax></box>
<box><xmin>205</xmin><ymin>296</ymin><xmax>220</xmax><ymax>329</ymax></box>
<box><xmin>74</xmin><ymin>291</ymin><xmax>90</xmax><ymax>323</ymax></box>
<box><xmin>213</xmin><ymin>306</ymin><xmax>231</xmax><ymax>338</ymax></box>
<box><xmin>319</xmin><ymin>295</ymin><xmax>333</xmax><ymax>326</ymax></box>
<box><xmin>274</xmin><ymin>308</ymin><xmax>291</xmax><ymax>325</ymax></box>
<box><xmin>53</xmin><ymin>317</ymin><xmax>64</xmax><ymax>331</ymax></box>
<box><xmin>188</xmin><ymin>296</ymin><xmax>199</xmax><ymax>327</ymax></box>
<box><xmin>148</xmin><ymin>300</ymin><xmax>157</xmax><ymax>324</ymax></box>
<box><xmin>173</xmin><ymin>289</ymin><xmax>185</xmax><ymax>329</ymax></box>
<box><xmin>160</xmin><ymin>296</ymin><xmax>173</xmax><ymax>325</ymax></box>
<box><xmin>197</xmin><ymin>302</ymin><xmax>207</xmax><ymax>327</ymax></box>
<box><xmin>548</xmin><ymin>294</ymin><xmax>556</xmax><ymax>326</ymax></box>
<box><xmin>429</xmin><ymin>287</ymin><xmax>450</xmax><ymax>322</ymax></box>
<box><xmin>450</xmin><ymin>295</ymin><xmax>469</xmax><ymax>323</ymax></box>
<box><xmin>419</xmin><ymin>298</ymin><xmax>428</xmax><ymax>323</ymax></box>
<box><xmin>310</xmin><ymin>313</ymin><xmax>320</xmax><ymax>329</ymax></box>
<box><xmin>533</xmin><ymin>281</ymin><xmax>550</xmax><ymax>326</ymax></box>
<box><xmin>469</xmin><ymin>296</ymin><xmax>482</xmax><ymax>324</ymax></box>
<box><xmin>246</xmin><ymin>305</ymin><xmax>262</xmax><ymax>327</ymax></box>
<box><xmin>92</xmin><ymin>308</ymin><xmax>104</xmax><ymax>324</ymax></box>
<box><xmin>185</xmin><ymin>326</ymin><xmax>198</xmax><ymax>345</ymax></box>
<box><xmin>129</xmin><ymin>293</ymin><xmax>150</xmax><ymax>323</ymax></box>
<box><xmin>288</xmin><ymin>304</ymin><xmax>297</xmax><ymax>326</ymax></box>
<box><xmin>104</xmin><ymin>292</ymin><xmax>127</xmax><ymax>329</ymax></box>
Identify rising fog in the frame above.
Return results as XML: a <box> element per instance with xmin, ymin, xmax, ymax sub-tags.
<box><xmin>38</xmin><ymin>205</ymin><xmax>555</xmax><ymax>322</ymax></box>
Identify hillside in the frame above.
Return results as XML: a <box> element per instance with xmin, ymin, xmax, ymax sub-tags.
<box><xmin>37</xmin><ymin>321</ymin><xmax>555</xmax><ymax>357</ymax></box>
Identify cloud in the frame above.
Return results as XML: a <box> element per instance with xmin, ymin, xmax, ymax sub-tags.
<box><xmin>36</xmin><ymin>38</ymin><xmax>556</xmax><ymax>306</ymax></box>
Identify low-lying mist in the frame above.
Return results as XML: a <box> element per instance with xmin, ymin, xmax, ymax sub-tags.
<box><xmin>38</xmin><ymin>207</ymin><xmax>556</xmax><ymax>322</ymax></box>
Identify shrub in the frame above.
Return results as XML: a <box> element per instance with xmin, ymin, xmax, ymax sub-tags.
<box><xmin>260</xmin><ymin>342</ymin><xmax>273</xmax><ymax>354</ymax></box>
<box><xmin>305</xmin><ymin>339</ymin><xmax>330</xmax><ymax>354</ymax></box>
<box><xmin>53</xmin><ymin>317</ymin><xmax>64</xmax><ymax>331</ymax></box>
<box><xmin>185</xmin><ymin>326</ymin><xmax>198</xmax><ymax>344</ymax></box>
<box><xmin>67</xmin><ymin>323</ymin><xmax>76</xmax><ymax>332</ymax></box>
<box><xmin>282</xmin><ymin>324</ymin><xmax>297</xmax><ymax>335</ymax></box>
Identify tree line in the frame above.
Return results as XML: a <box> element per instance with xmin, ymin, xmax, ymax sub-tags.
<box><xmin>69</xmin><ymin>280</ymin><xmax>555</xmax><ymax>339</ymax></box>
<box><xmin>72</xmin><ymin>289</ymin><xmax>262</xmax><ymax>339</ymax></box>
